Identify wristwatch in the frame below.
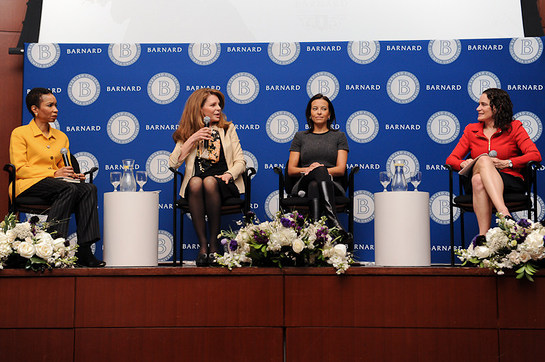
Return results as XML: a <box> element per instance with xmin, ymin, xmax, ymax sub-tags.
<box><xmin>508</xmin><ymin>159</ymin><xmax>513</xmax><ymax>168</ymax></box>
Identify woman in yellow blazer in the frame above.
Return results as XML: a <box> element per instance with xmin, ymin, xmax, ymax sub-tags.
<box><xmin>169</xmin><ymin>88</ymin><xmax>246</xmax><ymax>266</ymax></box>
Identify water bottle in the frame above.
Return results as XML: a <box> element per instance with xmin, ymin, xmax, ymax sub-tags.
<box><xmin>391</xmin><ymin>161</ymin><xmax>408</xmax><ymax>191</ymax></box>
<box><xmin>120</xmin><ymin>159</ymin><xmax>137</xmax><ymax>192</ymax></box>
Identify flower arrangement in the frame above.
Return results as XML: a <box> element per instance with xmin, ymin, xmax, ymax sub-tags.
<box><xmin>0</xmin><ymin>214</ymin><xmax>78</xmax><ymax>272</ymax></box>
<box><xmin>215</xmin><ymin>211</ymin><xmax>352</xmax><ymax>274</ymax></box>
<box><xmin>456</xmin><ymin>213</ymin><xmax>545</xmax><ymax>281</ymax></box>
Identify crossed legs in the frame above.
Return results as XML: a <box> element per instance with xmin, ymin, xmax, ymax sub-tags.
<box><xmin>471</xmin><ymin>156</ymin><xmax>510</xmax><ymax>235</ymax></box>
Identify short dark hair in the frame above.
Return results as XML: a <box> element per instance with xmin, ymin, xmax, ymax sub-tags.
<box><xmin>483</xmin><ymin>88</ymin><xmax>513</xmax><ymax>131</ymax></box>
<box><xmin>26</xmin><ymin>87</ymin><xmax>53</xmax><ymax>117</ymax></box>
<box><xmin>305</xmin><ymin>93</ymin><xmax>336</xmax><ymax>132</ymax></box>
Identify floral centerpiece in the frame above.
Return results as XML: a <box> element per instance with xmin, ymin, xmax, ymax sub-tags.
<box><xmin>0</xmin><ymin>214</ymin><xmax>78</xmax><ymax>271</ymax></box>
<box><xmin>456</xmin><ymin>213</ymin><xmax>545</xmax><ymax>281</ymax></box>
<box><xmin>216</xmin><ymin>211</ymin><xmax>352</xmax><ymax>274</ymax></box>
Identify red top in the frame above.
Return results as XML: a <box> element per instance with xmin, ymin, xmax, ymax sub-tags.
<box><xmin>446</xmin><ymin>120</ymin><xmax>541</xmax><ymax>180</ymax></box>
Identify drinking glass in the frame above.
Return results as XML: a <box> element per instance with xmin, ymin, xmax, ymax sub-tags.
<box><xmin>411</xmin><ymin>171</ymin><xmax>422</xmax><ymax>191</ymax></box>
<box><xmin>379</xmin><ymin>171</ymin><xmax>391</xmax><ymax>192</ymax></box>
<box><xmin>110</xmin><ymin>172</ymin><xmax>121</xmax><ymax>192</ymax></box>
<box><xmin>136</xmin><ymin>171</ymin><xmax>147</xmax><ymax>192</ymax></box>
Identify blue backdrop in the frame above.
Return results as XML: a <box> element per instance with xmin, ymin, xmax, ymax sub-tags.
<box><xmin>22</xmin><ymin>38</ymin><xmax>545</xmax><ymax>264</ymax></box>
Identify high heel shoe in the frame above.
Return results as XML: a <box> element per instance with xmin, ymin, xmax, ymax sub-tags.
<box><xmin>208</xmin><ymin>253</ymin><xmax>217</xmax><ymax>266</ymax></box>
<box><xmin>196</xmin><ymin>252</ymin><xmax>208</xmax><ymax>267</ymax></box>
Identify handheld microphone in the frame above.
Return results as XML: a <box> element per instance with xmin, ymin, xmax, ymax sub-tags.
<box><xmin>488</xmin><ymin>150</ymin><xmax>497</xmax><ymax>158</ymax></box>
<box><xmin>60</xmin><ymin>148</ymin><xmax>71</xmax><ymax>167</ymax></box>
<box><xmin>203</xmin><ymin>116</ymin><xmax>211</xmax><ymax>148</ymax></box>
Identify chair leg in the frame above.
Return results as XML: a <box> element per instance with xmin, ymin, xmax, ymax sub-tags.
<box><xmin>180</xmin><ymin>211</ymin><xmax>184</xmax><ymax>265</ymax></box>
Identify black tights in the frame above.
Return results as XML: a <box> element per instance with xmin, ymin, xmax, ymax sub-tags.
<box><xmin>299</xmin><ymin>166</ymin><xmax>334</xmax><ymax>200</ymax></box>
<box><xmin>187</xmin><ymin>176</ymin><xmax>222</xmax><ymax>255</ymax></box>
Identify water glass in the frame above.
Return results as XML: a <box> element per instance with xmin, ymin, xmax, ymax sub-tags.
<box><xmin>136</xmin><ymin>171</ymin><xmax>147</xmax><ymax>192</ymax></box>
<box><xmin>379</xmin><ymin>171</ymin><xmax>391</xmax><ymax>192</ymax></box>
<box><xmin>411</xmin><ymin>171</ymin><xmax>422</xmax><ymax>191</ymax></box>
<box><xmin>110</xmin><ymin>172</ymin><xmax>121</xmax><ymax>192</ymax></box>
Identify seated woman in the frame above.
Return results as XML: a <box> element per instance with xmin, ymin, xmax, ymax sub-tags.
<box><xmin>169</xmin><ymin>88</ymin><xmax>246</xmax><ymax>266</ymax></box>
<box><xmin>287</xmin><ymin>93</ymin><xmax>352</xmax><ymax>246</ymax></box>
<box><xmin>9</xmin><ymin>87</ymin><xmax>105</xmax><ymax>267</ymax></box>
<box><xmin>446</xmin><ymin>88</ymin><xmax>541</xmax><ymax>244</ymax></box>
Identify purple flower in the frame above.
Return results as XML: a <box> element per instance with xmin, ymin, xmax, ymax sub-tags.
<box><xmin>220</xmin><ymin>238</ymin><xmax>229</xmax><ymax>245</ymax></box>
<box><xmin>229</xmin><ymin>239</ymin><xmax>238</xmax><ymax>251</ymax></box>
<box><xmin>254</xmin><ymin>230</ymin><xmax>269</xmax><ymax>244</ymax></box>
<box><xmin>280</xmin><ymin>217</ymin><xmax>292</xmax><ymax>228</ymax></box>
<box><xmin>517</xmin><ymin>218</ymin><xmax>532</xmax><ymax>228</ymax></box>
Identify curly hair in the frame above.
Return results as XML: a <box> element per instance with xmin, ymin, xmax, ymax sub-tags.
<box><xmin>483</xmin><ymin>88</ymin><xmax>513</xmax><ymax>131</ymax></box>
<box><xmin>305</xmin><ymin>93</ymin><xmax>336</xmax><ymax>133</ymax></box>
<box><xmin>172</xmin><ymin>88</ymin><xmax>231</xmax><ymax>143</ymax></box>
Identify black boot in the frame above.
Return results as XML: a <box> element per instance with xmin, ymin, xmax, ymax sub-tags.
<box><xmin>319</xmin><ymin>181</ymin><xmax>354</xmax><ymax>250</ymax></box>
<box><xmin>76</xmin><ymin>244</ymin><xmax>106</xmax><ymax>267</ymax></box>
<box><xmin>310</xmin><ymin>198</ymin><xmax>320</xmax><ymax>222</ymax></box>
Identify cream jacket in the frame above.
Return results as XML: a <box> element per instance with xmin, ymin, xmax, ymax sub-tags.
<box><xmin>168</xmin><ymin>123</ymin><xmax>246</xmax><ymax>197</ymax></box>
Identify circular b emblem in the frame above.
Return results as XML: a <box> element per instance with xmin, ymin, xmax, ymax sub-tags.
<box><xmin>353</xmin><ymin>190</ymin><xmax>375</xmax><ymax>224</ymax></box>
<box><xmin>386</xmin><ymin>150</ymin><xmax>419</xmax><ymax>178</ymax></box>
<box><xmin>427</xmin><ymin>111</ymin><xmax>460</xmax><ymax>144</ymax></box>
<box><xmin>306</xmin><ymin>71</ymin><xmax>339</xmax><ymax>100</ymax></box>
<box><xmin>107</xmin><ymin>112</ymin><xmax>140</xmax><ymax>144</ymax></box>
<box><xmin>346</xmin><ymin>110</ymin><xmax>379</xmax><ymax>143</ymax></box>
<box><xmin>268</xmin><ymin>42</ymin><xmax>300</xmax><ymax>65</ymax></box>
<box><xmin>266</xmin><ymin>111</ymin><xmax>298</xmax><ymax>143</ymax></box>
<box><xmin>27</xmin><ymin>43</ymin><xmax>61</xmax><ymax>68</ymax></box>
<box><xmin>386</xmin><ymin>71</ymin><xmax>420</xmax><ymax>104</ymax></box>
<box><xmin>188</xmin><ymin>43</ymin><xmax>221</xmax><ymax>65</ymax></box>
<box><xmin>347</xmin><ymin>41</ymin><xmax>380</xmax><ymax>64</ymax></box>
<box><xmin>265</xmin><ymin>190</ymin><xmax>280</xmax><ymax>220</ymax></box>
<box><xmin>467</xmin><ymin>71</ymin><xmax>501</xmax><ymax>102</ymax></box>
<box><xmin>145</xmin><ymin>150</ymin><xmax>174</xmax><ymax>183</ymax></box>
<box><xmin>429</xmin><ymin>191</ymin><xmax>459</xmax><ymax>225</ymax></box>
<box><xmin>243</xmin><ymin>150</ymin><xmax>258</xmax><ymax>178</ymax></box>
<box><xmin>108</xmin><ymin>44</ymin><xmax>141</xmax><ymax>66</ymax></box>
<box><xmin>147</xmin><ymin>72</ymin><xmax>180</xmax><ymax>105</ymax></box>
<box><xmin>157</xmin><ymin>230</ymin><xmax>174</xmax><ymax>262</ymax></box>
<box><xmin>509</xmin><ymin>38</ymin><xmax>543</xmax><ymax>64</ymax></box>
<box><xmin>514</xmin><ymin>111</ymin><xmax>542</xmax><ymax>142</ymax></box>
<box><xmin>227</xmin><ymin>72</ymin><xmax>260</xmax><ymax>104</ymax></box>
<box><xmin>67</xmin><ymin>73</ymin><xmax>100</xmax><ymax>106</ymax></box>
<box><xmin>73</xmin><ymin>151</ymin><xmax>100</xmax><ymax>180</ymax></box>
<box><xmin>428</xmin><ymin>39</ymin><xmax>461</xmax><ymax>64</ymax></box>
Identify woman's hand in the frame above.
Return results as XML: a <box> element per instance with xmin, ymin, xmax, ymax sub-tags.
<box><xmin>216</xmin><ymin>173</ymin><xmax>232</xmax><ymax>184</ymax></box>
<box><xmin>188</xmin><ymin>127</ymin><xmax>212</xmax><ymax>146</ymax></box>
<box><xmin>303</xmin><ymin>162</ymin><xmax>324</xmax><ymax>175</ymax></box>
<box><xmin>54</xmin><ymin>166</ymin><xmax>80</xmax><ymax>179</ymax></box>
<box><xmin>491</xmin><ymin>158</ymin><xmax>511</xmax><ymax>170</ymax></box>
<box><xmin>460</xmin><ymin>158</ymin><xmax>473</xmax><ymax>169</ymax></box>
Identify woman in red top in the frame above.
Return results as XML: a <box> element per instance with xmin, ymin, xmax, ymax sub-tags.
<box><xmin>446</xmin><ymin>88</ymin><xmax>541</xmax><ymax>243</ymax></box>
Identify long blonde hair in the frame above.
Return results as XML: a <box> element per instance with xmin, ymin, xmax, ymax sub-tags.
<box><xmin>172</xmin><ymin>88</ymin><xmax>231</xmax><ymax>143</ymax></box>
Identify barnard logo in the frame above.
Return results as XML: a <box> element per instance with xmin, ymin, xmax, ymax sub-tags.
<box><xmin>428</xmin><ymin>39</ymin><xmax>461</xmax><ymax>64</ymax></box>
<box><xmin>265</xmin><ymin>190</ymin><xmax>279</xmax><ymax>220</ymax></box>
<box><xmin>386</xmin><ymin>71</ymin><xmax>420</xmax><ymax>104</ymax></box>
<box><xmin>386</xmin><ymin>150</ymin><xmax>419</xmax><ymax>178</ymax></box>
<box><xmin>73</xmin><ymin>151</ymin><xmax>100</xmax><ymax>181</ymax></box>
<box><xmin>67</xmin><ymin>73</ymin><xmax>100</xmax><ymax>106</ymax></box>
<box><xmin>188</xmin><ymin>43</ymin><xmax>221</xmax><ymax>65</ymax></box>
<box><xmin>147</xmin><ymin>72</ymin><xmax>180</xmax><ymax>105</ymax></box>
<box><xmin>157</xmin><ymin>230</ymin><xmax>174</xmax><ymax>262</ymax></box>
<box><xmin>467</xmin><ymin>71</ymin><xmax>501</xmax><ymax>102</ymax></box>
<box><xmin>353</xmin><ymin>190</ymin><xmax>375</xmax><ymax>224</ymax></box>
<box><xmin>27</xmin><ymin>43</ymin><xmax>61</xmax><ymax>68</ymax></box>
<box><xmin>227</xmin><ymin>72</ymin><xmax>259</xmax><ymax>104</ymax></box>
<box><xmin>514</xmin><ymin>111</ymin><xmax>542</xmax><ymax>142</ymax></box>
<box><xmin>347</xmin><ymin>41</ymin><xmax>380</xmax><ymax>64</ymax></box>
<box><xmin>268</xmin><ymin>42</ymin><xmax>300</xmax><ymax>65</ymax></box>
<box><xmin>108</xmin><ymin>44</ymin><xmax>141</xmax><ymax>66</ymax></box>
<box><xmin>107</xmin><ymin>112</ymin><xmax>140</xmax><ymax>144</ymax></box>
<box><xmin>243</xmin><ymin>150</ymin><xmax>258</xmax><ymax>178</ymax></box>
<box><xmin>509</xmin><ymin>37</ymin><xmax>543</xmax><ymax>64</ymax></box>
<box><xmin>65</xmin><ymin>47</ymin><xmax>103</xmax><ymax>55</ymax></box>
<box><xmin>430</xmin><ymin>191</ymin><xmax>459</xmax><ymax>224</ymax></box>
<box><xmin>306</xmin><ymin>71</ymin><xmax>339</xmax><ymax>100</ymax></box>
<box><xmin>346</xmin><ymin>110</ymin><xmax>379</xmax><ymax>144</ymax></box>
<box><xmin>266</xmin><ymin>111</ymin><xmax>298</xmax><ymax>143</ymax></box>
<box><xmin>427</xmin><ymin>111</ymin><xmax>460</xmax><ymax>144</ymax></box>
<box><xmin>146</xmin><ymin>150</ymin><xmax>174</xmax><ymax>183</ymax></box>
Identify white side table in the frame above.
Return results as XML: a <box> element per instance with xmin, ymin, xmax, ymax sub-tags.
<box><xmin>374</xmin><ymin>191</ymin><xmax>431</xmax><ymax>266</ymax></box>
<box><xmin>103</xmin><ymin>191</ymin><xmax>159</xmax><ymax>267</ymax></box>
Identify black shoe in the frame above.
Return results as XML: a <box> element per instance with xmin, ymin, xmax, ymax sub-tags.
<box><xmin>471</xmin><ymin>234</ymin><xmax>486</xmax><ymax>247</ymax></box>
<box><xmin>196</xmin><ymin>252</ymin><xmax>208</xmax><ymax>267</ymax></box>
<box><xmin>76</xmin><ymin>245</ymin><xmax>106</xmax><ymax>267</ymax></box>
<box><xmin>208</xmin><ymin>252</ymin><xmax>218</xmax><ymax>266</ymax></box>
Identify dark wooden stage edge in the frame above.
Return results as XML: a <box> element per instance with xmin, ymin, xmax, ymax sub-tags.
<box><xmin>1</xmin><ymin>266</ymin><xmax>544</xmax><ymax>362</ymax></box>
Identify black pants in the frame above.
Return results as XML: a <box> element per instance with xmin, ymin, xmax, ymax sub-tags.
<box><xmin>18</xmin><ymin>178</ymin><xmax>100</xmax><ymax>246</ymax></box>
<box><xmin>291</xmin><ymin>166</ymin><xmax>344</xmax><ymax>198</ymax></box>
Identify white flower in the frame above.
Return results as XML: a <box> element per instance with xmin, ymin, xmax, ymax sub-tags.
<box><xmin>334</xmin><ymin>243</ymin><xmax>347</xmax><ymax>257</ymax></box>
<box><xmin>53</xmin><ymin>238</ymin><xmax>67</xmax><ymax>251</ymax></box>
<box><xmin>474</xmin><ymin>246</ymin><xmax>491</xmax><ymax>259</ymax></box>
<box><xmin>292</xmin><ymin>239</ymin><xmax>305</xmax><ymax>254</ymax></box>
<box><xmin>524</xmin><ymin>231</ymin><xmax>545</xmax><ymax>251</ymax></box>
<box><xmin>35</xmin><ymin>242</ymin><xmax>54</xmax><ymax>259</ymax></box>
<box><xmin>17</xmin><ymin>241</ymin><xmax>36</xmax><ymax>259</ymax></box>
<box><xmin>0</xmin><ymin>242</ymin><xmax>12</xmax><ymax>258</ymax></box>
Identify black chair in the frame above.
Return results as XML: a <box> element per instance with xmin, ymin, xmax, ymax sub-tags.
<box><xmin>4</xmin><ymin>154</ymin><xmax>98</xmax><ymax>215</ymax></box>
<box><xmin>273</xmin><ymin>162</ymin><xmax>360</xmax><ymax>247</ymax></box>
<box><xmin>446</xmin><ymin>161</ymin><xmax>541</xmax><ymax>265</ymax></box>
<box><xmin>169</xmin><ymin>166</ymin><xmax>256</xmax><ymax>265</ymax></box>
